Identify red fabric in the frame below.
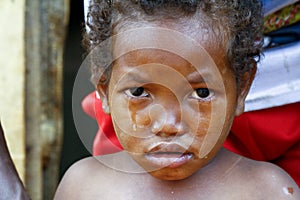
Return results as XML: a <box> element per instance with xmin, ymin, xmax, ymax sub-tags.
<box><xmin>81</xmin><ymin>92</ymin><xmax>96</xmax><ymax>119</ymax></box>
<box><xmin>94</xmin><ymin>92</ymin><xmax>123</xmax><ymax>155</ymax></box>
<box><xmin>82</xmin><ymin>91</ymin><xmax>300</xmax><ymax>186</ymax></box>
<box><xmin>82</xmin><ymin>92</ymin><xmax>122</xmax><ymax>155</ymax></box>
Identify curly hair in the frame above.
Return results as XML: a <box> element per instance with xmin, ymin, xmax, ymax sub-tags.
<box><xmin>83</xmin><ymin>0</ymin><xmax>263</xmax><ymax>87</ymax></box>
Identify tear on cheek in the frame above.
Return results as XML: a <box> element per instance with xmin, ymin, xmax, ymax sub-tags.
<box><xmin>135</xmin><ymin>104</ymin><xmax>166</xmax><ymax>129</ymax></box>
<box><xmin>135</xmin><ymin>113</ymin><xmax>152</xmax><ymax>128</ymax></box>
<box><xmin>128</xmin><ymin>104</ymin><xmax>151</xmax><ymax>131</ymax></box>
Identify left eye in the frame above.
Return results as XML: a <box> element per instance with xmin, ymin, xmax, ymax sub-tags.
<box><xmin>124</xmin><ymin>87</ymin><xmax>149</xmax><ymax>98</ymax></box>
<box><xmin>191</xmin><ymin>88</ymin><xmax>213</xmax><ymax>100</ymax></box>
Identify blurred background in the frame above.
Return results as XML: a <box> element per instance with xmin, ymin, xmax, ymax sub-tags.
<box><xmin>0</xmin><ymin>1</ymin><xmax>97</xmax><ymax>199</ymax></box>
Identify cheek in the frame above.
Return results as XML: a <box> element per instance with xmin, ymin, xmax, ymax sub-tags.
<box><xmin>114</xmin><ymin>125</ymin><xmax>143</xmax><ymax>152</ymax></box>
<box><xmin>129</xmin><ymin>101</ymin><xmax>152</xmax><ymax>128</ymax></box>
<box><xmin>110</xmin><ymin>97</ymin><xmax>152</xmax><ymax>151</ymax></box>
<box><xmin>184</xmin><ymin>103</ymin><xmax>212</xmax><ymax>136</ymax></box>
<box><xmin>189</xmin><ymin>97</ymin><xmax>232</xmax><ymax>158</ymax></box>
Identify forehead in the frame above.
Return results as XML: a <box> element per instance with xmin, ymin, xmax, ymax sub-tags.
<box><xmin>115</xmin><ymin>49</ymin><xmax>193</xmax><ymax>70</ymax></box>
<box><xmin>112</xmin><ymin>23</ymin><xmax>229</xmax><ymax>77</ymax></box>
<box><xmin>113</xmin><ymin>13</ymin><xmax>229</xmax><ymax>53</ymax></box>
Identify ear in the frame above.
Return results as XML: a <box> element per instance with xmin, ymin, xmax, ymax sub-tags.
<box><xmin>96</xmin><ymin>83</ymin><xmax>110</xmax><ymax>114</ymax></box>
<box><xmin>235</xmin><ymin>64</ymin><xmax>256</xmax><ymax>116</ymax></box>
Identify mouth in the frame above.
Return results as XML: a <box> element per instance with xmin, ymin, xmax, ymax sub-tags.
<box><xmin>145</xmin><ymin>143</ymin><xmax>194</xmax><ymax>168</ymax></box>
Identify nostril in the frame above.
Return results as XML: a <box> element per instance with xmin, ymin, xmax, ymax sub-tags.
<box><xmin>151</xmin><ymin>120</ymin><xmax>184</xmax><ymax>137</ymax></box>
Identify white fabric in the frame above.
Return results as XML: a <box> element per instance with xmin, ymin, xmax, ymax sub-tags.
<box><xmin>245</xmin><ymin>41</ymin><xmax>300</xmax><ymax>111</ymax></box>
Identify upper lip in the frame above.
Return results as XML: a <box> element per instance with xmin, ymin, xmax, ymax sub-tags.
<box><xmin>147</xmin><ymin>142</ymin><xmax>190</xmax><ymax>154</ymax></box>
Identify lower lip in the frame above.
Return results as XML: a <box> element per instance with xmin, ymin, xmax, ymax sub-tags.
<box><xmin>145</xmin><ymin>153</ymin><xmax>193</xmax><ymax>168</ymax></box>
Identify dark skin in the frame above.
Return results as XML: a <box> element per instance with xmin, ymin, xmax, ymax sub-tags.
<box><xmin>0</xmin><ymin>123</ymin><xmax>30</xmax><ymax>200</ymax></box>
<box><xmin>55</xmin><ymin>19</ymin><xmax>300</xmax><ymax>199</ymax></box>
<box><xmin>55</xmin><ymin>149</ymin><xmax>299</xmax><ymax>199</ymax></box>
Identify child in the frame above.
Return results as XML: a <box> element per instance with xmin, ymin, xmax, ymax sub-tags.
<box><xmin>55</xmin><ymin>0</ymin><xmax>300</xmax><ymax>199</ymax></box>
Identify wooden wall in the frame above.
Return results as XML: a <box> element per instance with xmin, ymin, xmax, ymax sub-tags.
<box><xmin>0</xmin><ymin>0</ymin><xmax>26</xmax><ymax>184</ymax></box>
<box><xmin>0</xmin><ymin>0</ymin><xmax>69</xmax><ymax>199</ymax></box>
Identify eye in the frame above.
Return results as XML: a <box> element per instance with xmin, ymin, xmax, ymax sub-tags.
<box><xmin>125</xmin><ymin>87</ymin><xmax>149</xmax><ymax>98</ymax></box>
<box><xmin>191</xmin><ymin>88</ymin><xmax>213</xmax><ymax>101</ymax></box>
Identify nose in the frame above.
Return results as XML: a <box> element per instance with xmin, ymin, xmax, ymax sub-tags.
<box><xmin>150</xmin><ymin>102</ymin><xmax>184</xmax><ymax>137</ymax></box>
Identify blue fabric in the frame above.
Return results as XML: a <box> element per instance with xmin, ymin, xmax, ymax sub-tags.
<box><xmin>263</xmin><ymin>0</ymin><xmax>299</xmax><ymax>16</ymax></box>
<box><xmin>265</xmin><ymin>21</ymin><xmax>300</xmax><ymax>47</ymax></box>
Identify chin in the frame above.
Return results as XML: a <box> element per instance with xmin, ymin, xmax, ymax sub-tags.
<box><xmin>149</xmin><ymin>167</ymin><xmax>197</xmax><ymax>181</ymax></box>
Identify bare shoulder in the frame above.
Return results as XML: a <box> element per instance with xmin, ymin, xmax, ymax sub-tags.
<box><xmin>54</xmin><ymin>152</ymin><xmax>146</xmax><ymax>199</ymax></box>
<box><xmin>54</xmin><ymin>154</ymin><xmax>134</xmax><ymax>200</ymax></box>
<box><xmin>54</xmin><ymin>156</ymin><xmax>105</xmax><ymax>199</ymax></box>
<box><xmin>238</xmin><ymin>156</ymin><xmax>300</xmax><ymax>199</ymax></box>
<box><xmin>256</xmin><ymin>161</ymin><xmax>299</xmax><ymax>198</ymax></box>
<box><xmin>214</xmin><ymin>150</ymin><xmax>299</xmax><ymax>199</ymax></box>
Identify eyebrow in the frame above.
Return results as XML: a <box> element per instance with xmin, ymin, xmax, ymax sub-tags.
<box><xmin>119</xmin><ymin>65</ymin><xmax>214</xmax><ymax>85</ymax></box>
<box><xmin>119</xmin><ymin>68</ymin><xmax>151</xmax><ymax>84</ymax></box>
<box><xmin>186</xmin><ymin>71</ymin><xmax>206</xmax><ymax>83</ymax></box>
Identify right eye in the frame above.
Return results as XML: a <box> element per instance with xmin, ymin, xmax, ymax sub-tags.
<box><xmin>124</xmin><ymin>87</ymin><xmax>149</xmax><ymax>98</ymax></box>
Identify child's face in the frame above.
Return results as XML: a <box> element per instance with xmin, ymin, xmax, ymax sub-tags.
<box><xmin>99</xmin><ymin>26</ymin><xmax>247</xmax><ymax>180</ymax></box>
